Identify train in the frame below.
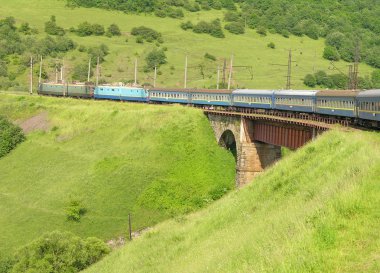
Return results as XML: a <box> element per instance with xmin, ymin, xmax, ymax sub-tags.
<box><xmin>38</xmin><ymin>82</ymin><xmax>380</xmax><ymax>127</ymax></box>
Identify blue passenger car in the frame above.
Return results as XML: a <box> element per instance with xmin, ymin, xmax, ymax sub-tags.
<box><xmin>190</xmin><ymin>89</ymin><xmax>232</xmax><ymax>106</ymax></box>
<box><xmin>232</xmin><ymin>89</ymin><xmax>274</xmax><ymax>109</ymax></box>
<box><xmin>316</xmin><ymin>90</ymin><xmax>359</xmax><ymax>117</ymax></box>
<box><xmin>148</xmin><ymin>88</ymin><xmax>191</xmax><ymax>104</ymax></box>
<box><xmin>94</xmin><ymin>85</ymin><xmax>148</xmax><ymax>102</ymax></box>
<box><xmin>274</xmin><ymin>90</ymin><xmax>317</xmax><ymax>113</ymax></box>
<box><xmin>356</xmin><ymin>89</ymin><xmax>380</xmax><ymax>122</ymax></box>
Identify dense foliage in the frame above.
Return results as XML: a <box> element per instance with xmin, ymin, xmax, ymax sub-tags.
<box><xmin>145</xmin><ymin>49</ymin><xmax>167</xmax><ymax>71</ymax></box>
<box><xmin>193</xmin><ymin>19</ymin><xmax>224</xmax><ymax>38</ymax></box>
<box><xmin>303</xmin><ymin>70</ymin><xmax>379</xmax><ymax>89</ymax></box>
<box><xmin>0</xmin><ymin>116</ymin><xmax>25</xmax><ymax>158</ymax></box>
<box><xmin>131</xmin><ymin>26</ymin><xmax>163</xmax><ymax>43</ymax></box>
<box><xmin>2</xmin><ymin>231</ymin><xmax>110</xmax><ymax>273</ymax></box>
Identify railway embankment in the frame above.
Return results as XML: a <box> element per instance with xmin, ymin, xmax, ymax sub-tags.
<box><xmin>84</xmin><ymin>129</ymin><xmax>380</xmax><ymax>273</ymax></box>
<box><xmin>0</xmin><ymin>93</ymin><xmax>235</xmax><ymax>257</ymax></box>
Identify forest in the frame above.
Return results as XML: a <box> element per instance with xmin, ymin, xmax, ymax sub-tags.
<box><xmin>67</xmin><ymin>0</ymin><xmax>380</xmax><ymax>69</ymax></box>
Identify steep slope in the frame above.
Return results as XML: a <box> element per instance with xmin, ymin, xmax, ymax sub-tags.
<box><xmin>85</xmin><ymin>129</ymin><xmax>380</xmax><ymax>273</ymax></box>
<box><xmin>0</xmin><ymin>93</ymin><xmax>235</xmax><ymax>256</ymax></box>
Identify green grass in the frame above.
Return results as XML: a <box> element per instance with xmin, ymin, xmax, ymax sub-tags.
<box><xmin>0</xmin><ymin>0</ymin><xmax>375</xmax><ymax>91</ymax></box>
<box><xmin>0</xmin><ymin>93</ymin><xmax>235</xmax><ymax>256</ymax></box>
<box><xmin>84</xmin><ymin>129</ymin><xmax>380</xmax><ymax>273</ymax></box>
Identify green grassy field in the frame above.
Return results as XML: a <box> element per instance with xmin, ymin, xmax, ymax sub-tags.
<box><xmin>0</xmin><ymin>93</ymin><xmax>235</xmax><ymax>257</ymax></box>
<box><xmin>84</xmin><ymin>129</ymin><xmax>380</xmax><ymax>273</ymax></box>
<box><xmin>0</xmin><ymin>0</ymin><xmax>375</xmax><ymax>91</ymax></box>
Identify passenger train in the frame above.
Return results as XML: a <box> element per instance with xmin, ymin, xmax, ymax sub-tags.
<box><xmin>38</xmin><ymin>83</ymin><xmax>380</xmax><ymax>127</ymax></box>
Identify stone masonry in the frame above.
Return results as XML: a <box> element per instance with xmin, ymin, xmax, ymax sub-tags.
<box><xmin>208</xmin><ymin>114</ymin><xmax>281</xmax><ymax>187</ymax></box>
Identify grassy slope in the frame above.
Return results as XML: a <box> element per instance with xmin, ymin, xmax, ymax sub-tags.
<box><xmin>0</xmin><ymin>93</ymin><xmax>235</xmax><ymax>256</ymax></box>
<box><xmin>85</xmin><ymin>130</ymin><xmax>380</xmax><ymax>273</ymax></box>
<box><xmin>0</xmin><ymin>0</ymin><xmax>375</xmax><ymax>90</ymax></box>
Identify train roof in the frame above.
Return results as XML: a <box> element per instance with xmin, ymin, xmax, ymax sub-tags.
<box><xmin>274</xmin><ymin>90</ymin><xmax>318</xmax><ymax>96</ymax></box>
<box><xmin>191</xmin><ymin>89</ymin><xmax>232</xmax><ymax>94</ymax></box>
<box><xmin>232</xmin><ymin>89</ymin><xmax>274</xmax><ymax>95</ymax></box>
<box><xmin>316</xmin><ymin>90</ymin><xmax>360</xmax><ymax>97</ymax></box>
<box><xmin>357</xmin><ymin>89</ymin><xmax>380</xmax><ymax>98</ymax></box>
<box><xmin>147</xmin><ymin>88</ymin><xmax>231</xmax><ymax>94</ymax></box>
<box><xmin>96</xmin><ymin>85</ymin><xmax>144</xmax><ymax>89</ymax></box>
<box><xmin>148</xmin><ymin>88</ymin><xmax>192</xmax><ymax>93</ymax></box>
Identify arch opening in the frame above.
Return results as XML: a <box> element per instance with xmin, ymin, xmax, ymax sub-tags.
<box><xmin>219</xmin><ymin>130</ymin><xmax>237</xmax><ymax>161</ymax></box>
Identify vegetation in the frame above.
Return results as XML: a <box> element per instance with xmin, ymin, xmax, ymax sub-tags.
<box><xmin>84</xmin><ymin>129</ymin><xmax>380</xmax><ymax>273</ymax></box>
<box><xmin>224</xmin><ymin>22</ymin><xmax>244</xmax><ymax>35</ymax></box>
<box><xmin>0</xmin><ymin>0</ymin><xmax>377</xmax><ymax>90</ymax></box>
<box><xmin>4</xmin><ymin>231</ymin><xmax>110</xmax><ymax>273</ymax></box>
<box><xmin>131</xmin><ymin>26</ymin><xmax>163</xmax><ymax>43</ymax></box>
<box><xmin>144</xmin><ymin>49</ymin><xmax>167</xmax><ymax>71</ymax></box>
<box><xmin>0</xmin><ymin>116</ymin><xmax>25</xmax><ymax>158</ymax></box>
<box><xmin>0</xmin><ymin>94</ymin><xmax>235</xmax><ymax>257</ymax></box>
<box><xmin>193</xmin><ymin>19</ymin><xmax>224</xmax><ymax>38</ymax></box>
<box><xmin>44</xmin><ymin>15</ymin><xmax>65</xmax><ymax>36</ymax></box>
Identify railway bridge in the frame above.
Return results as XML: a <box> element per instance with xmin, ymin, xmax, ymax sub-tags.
<box><xmin>206</xmin><ymin>109</ymin><xmax>343</xmax><ymax>187</ymax></box>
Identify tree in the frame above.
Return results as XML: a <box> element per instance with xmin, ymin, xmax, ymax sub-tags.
<box><xmin>107</xmin><ymin>24</ymin><xmax>121</xmax><ymax>36</ymax></box>
<box><xmin>323</xmin><ymin>46</ymin><xmax>340</xmax><ymax>61</ymax></box>
<box><xmin>371</xmin><ymin>70</ymin><xmax>380</xmax><ymax>88</ymax></box>
<box><xmin>304</xmin><ymin>74</ymin><xmax>316</xmax><ymax>87</ymax></box>
<box><xmin>256</xmin><ymin>26</ymin><xmax>267</xmax><ymax>36</ymax></box>
<box><xmin>145</xmin><ymin>49</ymin><xmax>167</xmax><ymax>71</ymax></box>
<box><xmin>0</xmin><ymin>116</ymin><xmax>25</xmax><ymax>158</ymax></box>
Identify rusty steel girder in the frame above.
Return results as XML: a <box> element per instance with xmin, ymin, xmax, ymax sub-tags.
<box><xmin>252</xmin><ymin>122</ymin><xmax>314</xmax><ymax>149</ymax></box>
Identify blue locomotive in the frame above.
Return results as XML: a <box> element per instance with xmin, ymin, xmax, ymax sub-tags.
<box><xmin>39</xmin><ymin>82</ymin><xmax>380</xmax><ymax>126</ymax></box>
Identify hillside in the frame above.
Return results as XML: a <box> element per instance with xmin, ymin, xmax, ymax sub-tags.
<box><xmin>0</xmin><ymin>0</ymin><xmax>376</xmax><ymax>91</ymax></box>
<box><xmin>85</xmin><ymin>129</ymin><xmax>380</xmax><ymax>273</ymax></box>
<box><xmin>0</xmin><ymin>93</ymin><xmax>235</xmax><ymax>257</ymax></box>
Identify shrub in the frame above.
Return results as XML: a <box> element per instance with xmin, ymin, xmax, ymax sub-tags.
<box><xmin>267</xmin><ymin>42</ymin><xmax>275</xmax><ymax>49</ymax></box>
<box><xmin>193</xmin><ymin>19</ymin><xmax>224</xmax><ymax>38</ymax></box>
<box><xmin>304</xmin><ymin>74</ymin><xmax>317</xmax><ymax>87</ymax></box>
<box><xmin>180</xmin><ymin>21</ymin><xmax>193</xmax><ymax>31</ymax></box>
<box><xmin>106</xmin><ymin>23</ymin><xmax>121</xmax><ymax>36</ymax></box>
<box><xmin>44</xmin><ymin>15</ymin><xmax>65</xmax><ymax>36</ymax></box>
<box><xmin>224</xmin><ymin>11</ymin><xmax>240</xmax><ymax>22</ymax></box>
<box><xmin>0</xmin><ymin>116</ymin><xmax>25</xmax><ymax>158</ymax></box>
<box><xmin>256</xmin><ymin>26</ymin><xmax>267</xmax><ymax>36</ymax></box>
<box><xmin>76</xmin><ymin>22</ymin><xmax>105</xmax><ymax>36</ymax></box>
<box><xmin>131</xmin><ymin>26</ymin><xmax>162</xmax><ymax>42</ymax></box>
<box><xmin>10</xmin><ymin>231</ymin><xmax>110</xmax><ymax>273</ymax></box>
<box><xmin>204</xmin><ymin>52</ymin><xmax>216</xmax><ymax>61</ymax></box>
<box><xmin>323</xmin><ymin>46</ymin><xmax>340</xmax><ymax>61</ymax></box>
<box><xmin>224</xmin><ymin>22</ymin><xmax>245</xmax><ymax>34</ymax></box>
<box><xmin>65</xmin><ymin>200</ymin><xmax>87</xmax><ymax>221</ymax></box>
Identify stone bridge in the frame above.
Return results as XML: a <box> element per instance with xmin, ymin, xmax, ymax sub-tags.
<box><xmin>207</xmin><ymin>112</ymin><xmax>325</xmax><ymax>187</ymax></box>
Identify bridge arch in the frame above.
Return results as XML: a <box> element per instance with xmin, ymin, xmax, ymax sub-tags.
<box><xmin>218</xmin><ymin>129</ymin><xmax>237</xmax><ymax>161</ymax></box>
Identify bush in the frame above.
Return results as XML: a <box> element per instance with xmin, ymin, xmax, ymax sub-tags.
<box><xmin>76</xmin><ymin>22</ymin><xmax>105</xmax><ymax>36</ymax></box>
<box><xmin>193</xmin><ymin>19</ymin><xmax>224</xmax><ymax>38</ymax></box>
<box><xmin>224</xmin><ymin>22</ymin><xmax>245</xmax><ymax>34</ymax></box>
<box><xmin>65</xmin><ymin>200</ymin><xmax>87</xmax><ymax>221</ymax></box>
<box><xmin>44</xmin><ymin>15</ymin><xmax>65</xmax><ymax>36</ymax></box>
<box><xmin>106</xmin><ymin>23</ymin><xmax>121</xmax><ymax>36</ymax></box>
<box><xmin>10</xmin><ymin>231</ymin><xmax>110</xmax><ymax>273</ymax></box>
<box><xmin>256</xmin><ymin>26</ymin><xmax>267</xmax><ymax>36</ymax></box>
<box><xmin>267</xmin><ymin>42</ymin><xmax>275</xmax><ymax>49</ymax></box>
<box><xmin>180</xmin><ymin>21</ymin><xmax>193</xmax><ymax>31</ymax></box>
<box><xmin>131</xmin><ymin>26</ymin><xmax>162</xmax><ymax>42</ymax></box>
<box><xmin>204</xmin><ymin>53</ymin><xmax>216</xmax><ymax>61</ymax></box>
<box><xmin>224</xmin><ymin>11</ymin><xmax>240</xmax><ymax>22</ymax></box>
<box><xmin>323</xmin><ymin>46</ymin><xmax>340</xmax><ymax>61</ymax></box>
<box><xmin>72</xmin><ymin>63</ymin><xmax>93</xmax><ymax>82</ymax></box>
<box><xmin>304</xmin><ymin>74</ymin><xmax>317</xmax><ymax>87</ymax></box>
<box><xmin>0</xmin><ymin>116</ymin><xmax>25</xmax><ymax>158</ymax></box>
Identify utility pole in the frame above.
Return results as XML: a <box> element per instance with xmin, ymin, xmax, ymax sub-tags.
<box><xmin>184</xmin><ymin>55</ymin><xmax>188</xmax><ymax>88</ymax></box>
<box><xmin>154</xmin><ymin>66</ymin><xmax>157</xmax><ymax>88</ymax></box>
<box><xmin>227</xmin><ymin>55</ymin><xmax>233</xmax><ymax>90</ymax></box>
<box><xmin>60</xmin><ymin>61</ymin><xmax>64</xmax><ymax>83</ymax></box>
<box><xmin>222</xmin><ymin>58</ymin><xmax>227</xmax><ymax>87</ymax></box>
<box><xmin>87</xmin><ymin>58</ymin><xmax>91</xmax><ymax>82</ymax></box>
<box><xmin>348</xmin><ymin>65</ymin><xmax>353</xmax><ymax>89</ymax></box>
<box><xmin>217</xmin><ymin>65</ymin><xmax>220</xmax><ymax>89</ymax></box>
<box><xmin>134</xmin><ymin>58</ymin><xmax>137</xmax><ymax>86</ymax></box>
<box><xmin>38</xmin><ymin>56</ymin><xmax>43</xmax><ymax>85</ymax></box>
<box><xmin>96</xmin><ymin>56</ymin><xmax>99</xmax><ymax>86</ymax></box>
<box><xmin>352</xmin><ymin>41</ymin><xmax>360</xmax><ymax>90</ymax></box>
<box><xmin>30</xmin><ymin>56</ymin><xmax>33</xmax><ymax>95</ymax></box>
<box><xmin>286</xmin><ymin>49</ymin><xmax>292</xmax><ymax>90</ymax></box>
<box><xmin>55</xmin><ymin>62</ymin><xmax>58</xmax><ymax>83</ymax></box>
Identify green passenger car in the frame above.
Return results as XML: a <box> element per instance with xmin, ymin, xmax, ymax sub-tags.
<box><xmin>38</xmin><ymin>83</ymin><xmax>93</xmax><ymax>98</ymax></box>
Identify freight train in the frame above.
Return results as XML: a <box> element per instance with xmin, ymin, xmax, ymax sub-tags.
<box><xmin>38</xmin><ymin>83</ymin><xmax>380</xmax><ymax>127</ymax></box>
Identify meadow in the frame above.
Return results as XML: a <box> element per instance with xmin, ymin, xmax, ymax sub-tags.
<box><xmin>85</xmin><ymin>129</ymin><xmax>380</xmax><ymax>273</ymax></box>
<box><xmin>0</xmin><ymin>0</ymin><xmax>375</xmax><ymax>91</ymax></box>
<box><xmin>0</xmin><ymin>93</ymin><xmax>235</xmax><ymax>257</ymax></box>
